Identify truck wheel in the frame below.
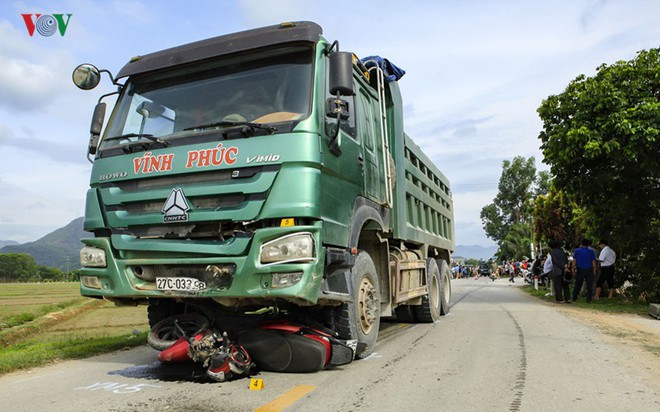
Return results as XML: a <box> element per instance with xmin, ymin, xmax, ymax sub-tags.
<box><xmin>438</xmin><ymin>259</ymin><xmax>452</xmax><ymax>315</ymax></box>
<box><xmin>335</xmin><ymin>251</ymin><xmax>380</xmax><ymax>359</ymax></box>
<box><xmin>414</xmin><ymin>259</ymin><xmax>442</xmax><ymax>322</ymax></box>
<box><xmin>147</xmin><ymin>313</ymin><xmax>209</xmax><ymax>350</ymax></box>
<box><xmin>147</xmin><ymin>299</ymin><xmax>185</xmax><ymax>328</ymax></box>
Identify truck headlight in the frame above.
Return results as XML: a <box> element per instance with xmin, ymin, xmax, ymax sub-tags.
<box><xmin>81</xmin><ymin>275</ymin><xmax>103</xmax><ymax>289</ymax></box>
<box><xmin>271</xmin><ymin>272</ymin><xmax>303</xmax><ymax>288</ymax></box>
<box><xmin>260</xmin><ymin>233</ymin><xmax>315</xmax><ymax>265</ymax></box>
<box><xmin>80</xmin><ymin>245</ymin><xmax>107</xmax><ymax>267</ymax></box>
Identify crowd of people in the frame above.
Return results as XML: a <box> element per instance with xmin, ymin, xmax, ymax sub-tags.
<box><xmin>451</xmin><ymin>238</ymin><xmax>617</xmax><ymax>304</ymax></box>
<box><xmin>544</xmin><ymin>238</ymin><xmax>617</xmax><ymax>304</ymax></box>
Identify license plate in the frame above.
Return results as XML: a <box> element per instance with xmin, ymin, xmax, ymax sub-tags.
<box><xmin>156</xmin><ymin>277</ymin><xmax>207</xmax><ymax>291</ymax></box>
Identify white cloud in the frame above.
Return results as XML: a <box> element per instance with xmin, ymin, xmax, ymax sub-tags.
<box><xmin>0</xmin><ymin>177</ymin><xmax>84</xmax><ymax>243</ymax></box>
<box><xmin>237</xmin><ymin>0</ymin><xmax>320</xmax><ymax>26</ymax></box>
<box><xmin>0</xmin><ymin>21</ymin><xmax>74</xmax><ymax>112</ymax></box>
<box><xmin>1</xmin><ymin>0</ymin><xmax>660</xmax><ymax>246</ymax></box>
<box><xmin>111</xmin><ymin>0</ymin><xmax>154</xmax><ymax>24</ymax></box>
<box><xmin>452</xmin><ymin>190</ymin><xmax>498</xmax><ymax>246</ymax></box>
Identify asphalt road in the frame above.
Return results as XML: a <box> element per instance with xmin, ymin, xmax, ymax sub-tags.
<box><xmin>1</xmin><ymin>278</ymin><xmax>658</xmax><ymax>412</ymax></box>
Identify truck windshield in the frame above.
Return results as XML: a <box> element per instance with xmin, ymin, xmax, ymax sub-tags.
<box><xmin>100</xmin><ymin>46</ymin><xmax>313</xmax><ymax>151</ymax></box>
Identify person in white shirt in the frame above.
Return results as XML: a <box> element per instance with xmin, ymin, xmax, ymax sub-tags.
<box><xmin>543</xmin><ymin>252</ymin><xmax>553</xmax><ymax>274</ymax></box>
<box><xmin>595</xmin><ymin>239</ymin><xmax>616</xmax><ymax>300</ymax></box>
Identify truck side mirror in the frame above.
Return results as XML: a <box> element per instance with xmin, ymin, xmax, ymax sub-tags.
<box><xmin>88</xmin><ymin>102</ymin><xmax>106</xmax><ymax>155</ymax></box>
<box><xmin>72</xmin><ymin>64</ymin><xmax>101</xmax><ymax>90</ymax></box>
<box><xmin>329</xmin><ymin>52</ymin><xmax>354</xmax><ymax>96</ymax></box>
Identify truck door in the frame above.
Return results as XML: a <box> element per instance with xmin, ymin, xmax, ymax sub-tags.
<box><xmin>356</xmin><ymin>87</ymin><xmax>386</xmax><ymax>205</ymax></box>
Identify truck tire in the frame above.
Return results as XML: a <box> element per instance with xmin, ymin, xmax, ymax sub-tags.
<box><xmin>438</xmin><ymin>259</ymin><xmax>452</xmax><ymax>315</ymax></box>
<box><xmin>334</xmin><ymin>251</ymin><xmax>380</xmax><ymax>359</ymax></box>
<box><xmin>147</xmin><ymin>313</ymin><xmax>209</xmax><ymax>351</ymax></box>
<box><xmin>147</xmin><ymin>299</ymin><xmax>185</xmax><ymax>328</ymax></box>
<box><xmin>414</xmin><ymin>259</ymin><xmax>442</xmax><ymax>322</ymax></box>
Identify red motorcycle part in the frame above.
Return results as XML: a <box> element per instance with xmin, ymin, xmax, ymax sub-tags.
<box><xmin>206</xmin><ymin>352</ymin><xmax>231</xmax><ymax>382</ymax></box>
<box><xmin>157</xmin><ymin>332</ymin><xmax>205</xmax><ymax>363</ymax></box>
<box><xmin>260</xmin><ymin>321</ymin><xmax>353</xmax><ymax>367</ymax></box>
<box><xmin>239</xmin><ymin>328</ymin><xmax>328</xmax><ymax>373</ymax></box>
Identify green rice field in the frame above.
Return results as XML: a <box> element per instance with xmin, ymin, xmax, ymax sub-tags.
<box><xmin>0</xmin><ymin>282</ymin><xmax>149</xmax><ymax>374</ymax></box>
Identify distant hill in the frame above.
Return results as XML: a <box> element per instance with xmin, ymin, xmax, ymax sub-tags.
<box><xmin>0</xmin><ymin>217</ymin><xmax>88</xmax><ymax>270</ymax></box>
<box><xmin>0</xmin><ymin>240</ymin><xmax>19</xmax><ymax>248</ymax></box>
<box><xmin>454</xmin><ymin>244</ymin><xmax>497</xmax><ymax>260</ymax></box>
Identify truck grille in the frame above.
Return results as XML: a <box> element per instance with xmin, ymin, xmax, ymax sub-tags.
<box><xmin>98</xmin><ymin>165</ymin><xmax>279</xmax><ymax>248</ymax></box>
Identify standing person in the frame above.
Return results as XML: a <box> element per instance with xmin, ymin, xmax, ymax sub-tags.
<box><xmin>587</xmin><ymin>239</ymin><xmax>600</xmax><ymax>292</ymax></box>
<box><xmin>508</xmin><ymin>261</ymin><xmax>515</xmax><ymax>283</ymax></box>
<box><xmin>595</xmin><ymin>239</ymin><xmax>616</xmax><ymax>300</ymax></box>
<box><xmin>542</xmin><ymin>250</ymin><xmax>553</xmax><ymax>289</ymax></box>
<box><xmin>531</xmin><ymin>256</ymin><xmax>542</xmax><ymax>278</ymax></box>
<box><xmin>549</xmin><ymin>241</ymin><xmax>570</xmax><ymax>303</ymax></box>
<box><xmin>571</xmin><ymin>238</ymin><xmax>598</xmax><ymax>303</ymax></box>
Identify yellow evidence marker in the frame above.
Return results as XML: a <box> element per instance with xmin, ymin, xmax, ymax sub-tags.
<box><xmin>250</xmin><ymin>378</ymin><xmax>264</xmax><ymax>390</ymax></box>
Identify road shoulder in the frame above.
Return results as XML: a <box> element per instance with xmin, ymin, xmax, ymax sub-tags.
<box><xmin>557</xmin><ymin>304</ymin><xmax>660</xmax><ymax>391</ymax></box>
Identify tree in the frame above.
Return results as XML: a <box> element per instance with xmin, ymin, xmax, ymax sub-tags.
<box><xmin>532</xmin><ymin>187</ymin><xmax>589</xmax><ymax>250</ymax></box>
<box><xmin>493</xmin><ymin>156</ymin><xmax>537</xmax><ymax>226</ymax></box>
<box><xmin>497</xmin><ymin>222</ymin><xmax>532</xmax><ymax>261</ymax></box>
<box><xmin>534</xmin><ymin>171</ymin><xmax>551</xmax><ymax>197</ymax></box>
<box><xmin>0</xmin><ymin>253</ymin><xmax>38</xmax><ymax>281</ymax></box>
<box><xmin>538</xmin><ymin>48</ymin><xmax>660</xmax><ymax>300</ymax></box>
<box><xmin>481</xmin><ymin>156</ymin><xmax>542</xmax><ymax>260</ymax></box>
<box><xmin>37</xmin><ymin>266</ymin><xmax>66</xmax><ymax>282</ymax></box>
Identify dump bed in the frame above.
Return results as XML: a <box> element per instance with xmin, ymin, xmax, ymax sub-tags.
<box><xmin>386</xmin><ymin>83</ymin><xmax>454</xmax><ymax>253</ymax></box>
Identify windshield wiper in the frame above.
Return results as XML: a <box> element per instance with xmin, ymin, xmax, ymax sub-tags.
<box><xmin>183</xmin><ymin>121</ymin><xmax>276</xmax><ymax>135</ymax></box>
<box><xmin>104</xmin><ymin>133</ymin><xmax>171</xmax><ymax>147</ymax></box>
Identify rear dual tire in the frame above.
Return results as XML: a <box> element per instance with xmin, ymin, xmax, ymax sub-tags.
<box><xmin>399</xmin><ymin>259</ymin><xmax>451</xmax><ymax>323</ymax></box>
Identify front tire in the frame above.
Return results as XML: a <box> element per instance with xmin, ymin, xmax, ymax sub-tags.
<box><xmin>147</xmin><ymin>313</ymin><xmax>209</xmax><ymax>350</ymax></box>
<box><xmin>335</xmin><ymin>251</ymin><xmax>380</xmax><ymax>359</ymax></box>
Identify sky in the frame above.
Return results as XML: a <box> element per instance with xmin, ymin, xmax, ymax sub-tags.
<box><xmin>0</xmin><ymin>0</ymin><xmax>659</xmax><ymax>247</ymax></box>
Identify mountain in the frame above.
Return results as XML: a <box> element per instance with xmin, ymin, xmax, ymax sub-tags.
<box><xmin>0</xmin><ymin>240</ymin><xmax>19</xmax><ymax>248</ymax></box>
<box><xmin>0</xmin><ymin>217</ymin><xmax>88</xmax><ymax>270</ymax></box>
<box><xmin>454</xmin><ymin>244</ymin><xmax>497</xmax><ymax>260</ymax></box>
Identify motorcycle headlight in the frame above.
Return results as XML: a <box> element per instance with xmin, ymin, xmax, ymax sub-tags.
<box><xmin>80</xmin><ymin>245</ymin><xmax>107</xmax><ymax>268</ymax></box>
<box><xmin>260</xmin><ymin>233</ymin><xmax>315</xmax><ymax>265</ymax></box>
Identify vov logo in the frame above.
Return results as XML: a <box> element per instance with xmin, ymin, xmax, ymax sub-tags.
<box><xmin>21</xmin><ymin>14</ymin><xmax>73</xmax><ymax>37</ymax></box>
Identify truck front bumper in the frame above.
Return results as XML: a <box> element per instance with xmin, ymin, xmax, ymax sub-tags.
<box><xmin>79</xmin><ymin>223</ymin><xmax>326</xmax><ymax>306</ymax></box>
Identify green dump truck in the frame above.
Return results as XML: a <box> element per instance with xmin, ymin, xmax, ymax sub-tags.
<box><xmin>73</xmin><ymin>21</ymin><xmax>454</xmax><ymax>359</ymax></box>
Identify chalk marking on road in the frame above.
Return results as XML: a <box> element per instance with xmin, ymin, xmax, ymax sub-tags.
<box><xmin>362</xmin><ymin>352</ymin><xmax>383</xmax><ymax>360</ymax></box>
<box><xmin>74</xmin><ymin>382</ymin><xmax>161</xmax><ymax>394</ymax></box>
<box><xmin>255</xmin><ymin>384</ymin><xmax>316</xmax><ymax>412</ymax></box>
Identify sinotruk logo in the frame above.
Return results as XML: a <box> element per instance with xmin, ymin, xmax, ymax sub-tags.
<box><xmin>21</xmin><ymin>13</ymin><xmax>72</xmax><ymax>37</ymax></box>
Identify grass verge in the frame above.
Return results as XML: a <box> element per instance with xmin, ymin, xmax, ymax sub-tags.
<box><xmin>0</xmin><ymin>331</ymin><xmax>148</xmax><ymax>374</ymax></box>
<box><xmin>521</xmin><ymin>284</ymin><xmax>649</xmax><ymax>315</ymax></box>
